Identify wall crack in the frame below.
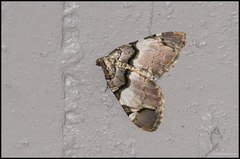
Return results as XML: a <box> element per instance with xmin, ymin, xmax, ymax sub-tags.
<box><xmin>147</xmin><ymin>2</ymin><xmax>154</xmax><ymax>35</ymax></box>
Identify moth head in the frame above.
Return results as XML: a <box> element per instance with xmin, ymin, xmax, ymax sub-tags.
<box><xmin>96</xmin><ymin>57</ymin><xmax>116</xmax><ymax>80</ymax></box>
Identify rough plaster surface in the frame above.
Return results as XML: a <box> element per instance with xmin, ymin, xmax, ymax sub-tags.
<box><xmin>2</xmin><ymin>2</ymin><xmax>63</xmax><ymax>157</ymax></box>
<box><xmin>2</xmin><ymin>1</ymin><xmax>239</xmax><ymax>157</ymax></box>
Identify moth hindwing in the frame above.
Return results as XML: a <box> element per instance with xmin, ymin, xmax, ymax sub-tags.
<box><xmin>96</xmin><ymin>31</ymin><xmax>186</xmax><ymax>132</ymax></box>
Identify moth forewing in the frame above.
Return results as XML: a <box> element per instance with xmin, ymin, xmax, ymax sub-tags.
<box><xmin>96</xmin><ymin>31</ymin><xmax>186</xmax><ymax>131</ymax></box>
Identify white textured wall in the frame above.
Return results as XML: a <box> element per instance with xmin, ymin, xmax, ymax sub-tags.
<box><xmin>2</xmin><ymin>2</ymin><xmax>238</xmax><ymax>157</ymax></box>
<box><xmin>2</xmin><ymin>2</ymin><xmax>63</xmax><ymax>157</ymax></box>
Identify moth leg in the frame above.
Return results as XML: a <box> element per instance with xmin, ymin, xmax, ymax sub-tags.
<box><xmin>104</xmin><ymin>86</ymin><xmax>108</xmax><ymax>92</ymax></box>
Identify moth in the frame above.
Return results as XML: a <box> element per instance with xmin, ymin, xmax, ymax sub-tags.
<box><xmin>96</xmin><ymin>31</ymin><xmax>186</xmax><ymax>132</ymax></box>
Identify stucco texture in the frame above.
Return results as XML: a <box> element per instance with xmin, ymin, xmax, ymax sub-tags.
<box><xmin>2</xmin><ymin>2</ymin><xmax>238</xmax><ymax>157</ymax></box>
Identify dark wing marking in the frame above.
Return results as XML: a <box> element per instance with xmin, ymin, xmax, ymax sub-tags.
<box><xmin>132</xmin><ymin>31</ymin><xmax>186</xmax><ymax>77</ymax></box>
<box><xmin>116</xmin><ymin>71</ymin><xmax>164</xmax><ymax>132</ymax></box>
<box><xmin>96</xmin><ymin>31</ymin><xmax>186</xmax><ymax>132</ymax></box>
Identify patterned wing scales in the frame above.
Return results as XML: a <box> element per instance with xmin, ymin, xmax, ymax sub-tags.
<box><xmin>96</xmin><ymin>31</ymin><xmax>186</xmax><ymax>132</ymax></box>
<box><xmin>115</xmin><ymin>71</ymin><xmax>164</xmax><ymax>131</ymax></box>
<box><xmin>132</xmin><ymin>31</ymin><xmax>186</xmax><ymax>77</ymax></box>
<box><xmin>96</xmin><ymin>44</ymin><xmax>135</xmax><ymax>92</ymax></box>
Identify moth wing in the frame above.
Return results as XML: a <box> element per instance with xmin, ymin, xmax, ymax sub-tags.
<box><xmin>132</xmin><ymin>31</ymin><xmax>186</xmax><ymax>77</ymax></box>
<box><xmin>96</xmin><ymin>31</ymin><xmax>186</xmax><ymax>131</ymax></box>
<box><xmin>114</xmin><ymin>71</ymin><xmax>164</xmax><ymax>132</ymax></box>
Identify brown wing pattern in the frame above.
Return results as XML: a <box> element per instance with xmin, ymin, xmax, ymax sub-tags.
<box><xmin>132</xmin><ymin>31</ymin><xmax>186</xmax><ymax>77</ymax></box>
<box><xmin>96</xmin><ymin>31</ymin><xmax>186</xmax><ymax>131</ymax></box>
